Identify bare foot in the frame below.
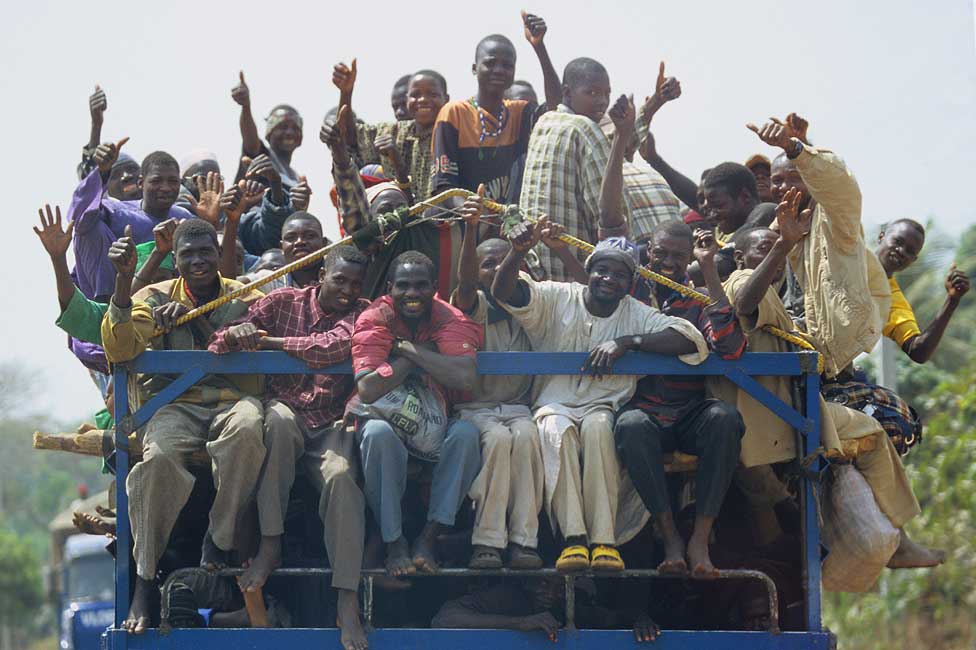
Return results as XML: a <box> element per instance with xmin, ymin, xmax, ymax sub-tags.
<box><xmin>73</xmin><ymin>512</ymin><xmax>115</xmax><ymax>536</ymax></box>
<box><xmin>239</xmin><ymin>535</ymin><xmax>281</xmax><ymax>592</ymax></box>
<box><xmin>687</xmin><ymin>533</ymin><xmax>719</xmax><ymax>579</ymax></box>
<box><xmin>337</xmin><ymin>588</ymin><xmax>368</xmax><ymax>650</ymax></box>
<box><xmin>412</xmin><ymin>522</ymin><xmax>441</xmax><ymax>573</ymax></box>
<box><xmin>887</xmin><ymin>530</ymin><xmax>946</xmax><ymax>569</ymax></box>
<box><xmin>385</xmin><ymin>537</ymin><xmax>416</xmax><ymax>577</ymax></box>
<box><xmin>123</xmin><ymin>577</ymin><xmax>155</xmax><ymax>634</ymax></box>
<box><xmin>96</xmin><ymin>505</ymin><xmax>117</xmax><ymax>519</ymax></box>
<box><xmin>201</xmin><ymin>531</ymin><xmax>231</xmax><ymax>571</ymax></box>
<box><xmin>657</xmin><ymin>534</ymin><xmax>687</xmax><ymax>574</ymax></box>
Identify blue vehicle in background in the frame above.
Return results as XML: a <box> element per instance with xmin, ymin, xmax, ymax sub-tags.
<box><xmin>58</xmin><ymin>535</ymin><xmax>115</xmax><ymax>650</ymax></box>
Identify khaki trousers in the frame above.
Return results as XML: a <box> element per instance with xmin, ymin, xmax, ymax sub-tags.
<box><xmin>127</xmin><ymin>397</ymin><xmax>265</xmax><ymax>580</ymax></box>
<box><xmin>461</xmin><ymin>406</ymin><xmax>544</xmax><ymax>549</ymax></box>
<box><xmin>737</xmin><ymin>403</ymin><xmax>920</xmax><ymax>529</ymax></box>
<box><xmin>545</xmin><ymin>410</ymin><xmax>619</xmax><ymax>545</ymax></box>
<box><xmin>260</xmin><ymin>400</ymin><xmax>365</xmax><ymax>591</ymax></box>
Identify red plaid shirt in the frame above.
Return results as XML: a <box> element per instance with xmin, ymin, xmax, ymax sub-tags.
<box><xmin>210</xmin><ymin>285</ymin><xmax>369</xmax><ymax>430</ymax></box>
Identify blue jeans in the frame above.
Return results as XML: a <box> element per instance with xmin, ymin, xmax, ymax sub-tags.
<box><xmin>358</xmin><ymin>419</ymin><xmax>481</xmax><ymax>542</ymax></box>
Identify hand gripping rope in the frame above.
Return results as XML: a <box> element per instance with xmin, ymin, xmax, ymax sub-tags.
<box><xmin>155</xmin><ymin>188</ymin><xmax>824</xmax><ymax>372</ymax></box>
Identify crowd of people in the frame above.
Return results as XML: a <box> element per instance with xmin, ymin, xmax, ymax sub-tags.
<box><xmin>35</xmin><ymin>10</ymin><xmax>971</xmax><ymax>649</ymax></box>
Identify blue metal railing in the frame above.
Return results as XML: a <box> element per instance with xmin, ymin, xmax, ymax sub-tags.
<box><xmin>107</xmin><ymin>350</ymin><xmax>826</xmax><ymax>650</ymax></box>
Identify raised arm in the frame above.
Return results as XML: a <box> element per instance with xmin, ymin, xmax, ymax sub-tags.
<box><xmin>600</xmin><ymin>94</ymin><xmax>635</xmax><ymax>237</ymax></box>
<box><xmin>455</xmin><ymin>186</ymin><xmax>486</xmax><ymax>312</ymax></box>
<box><xmin>332</xmin><ymin>59</ymin><xmax>359</xmax><ymax>144</ymax></box>
<box><xmin>692</xmin><ymin>229</ymin><xmax>746</xmax><ymax>359</ymax></box>
<box><xmin>539</xmin><ymin>218</ymin><xmax>588</xmax><ymax>284</ymax></box>
<box><xmin>323</xmin><ymin>106</ymin><xmax>372</xmax><ymax>234</ymax></box>
<box><xmin>132</xmin><ymin>218</ymin><xmax>177</xmax><ymax>294</ymax></box>
<box><xmin>78</xmin><ymin>85</ymin><xmax>108</xmax><ymax>178</ymax></box>
<box><xmin>521</xmin><ymin>11</ymin><xmax>560</xmax><ymax>110</ymax></box>
<box><xmin>901</xmin><ymin>265</ymin><xmax>970</xmax><ymax>363</ymax></box>
<box><xmin>34</xmin><ymin>205</ymin><xmax>77</xmax><ymax>313</ymax></box>
<box><xmin>491</xmin><ymin>221</ymin><xmax>541</xmax><ymax>306</ymax></box>
<box><xmin>734</xmin><ymin>188</ymin><xmax>811</xmax><ymax>318</ymax></box>
<box><xmin>101</xmin><ymin>226</ymin><xmax>157</xmax><ymax>362</ymax></box>
<box><xmin>232</xmin><ymin>71</ymin><xmax>262</xmax><ymax>157</ymax></box>
<box><xmin>218</xmin><ymin>184</ymin><xmax>247</xmax><ymax>279</ymax></box>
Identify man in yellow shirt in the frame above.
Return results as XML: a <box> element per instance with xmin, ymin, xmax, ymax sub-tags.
<box><xmin>875</xmin><ymin>218</ymin><xmax>970</xmax><ymax>363</ymax></box>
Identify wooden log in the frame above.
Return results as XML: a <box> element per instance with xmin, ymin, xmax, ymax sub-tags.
<box><xmin>32</xmin><ymin>429</ymin><xmax>210</xmax><ymax>465</ymax></box>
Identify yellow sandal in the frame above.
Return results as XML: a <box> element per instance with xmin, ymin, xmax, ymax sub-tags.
<box><xmin>555</xmin><ymin>545</ymin><xmax>590</xmax><ymax>573</ymax></box>
<box><xmin>590</xmin><ymin>545</ymin><xmax>625</xmax><ymax>572</ymax></box>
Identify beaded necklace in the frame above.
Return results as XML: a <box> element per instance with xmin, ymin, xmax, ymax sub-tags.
<box><xmin>470</xmin><ymin>98</ymin><xmax>508</xmax><ymax>160</ymax></box>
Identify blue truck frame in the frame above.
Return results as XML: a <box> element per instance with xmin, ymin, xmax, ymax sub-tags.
<box><xmin>103</xmin><ymin>349</ymin><xmax>832</xmax><ymax>649</ymax></box>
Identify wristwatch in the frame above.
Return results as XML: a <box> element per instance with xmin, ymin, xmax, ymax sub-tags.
<box><xmin>786</xmin><ymin>138</ymin><xmax>804</xmax><ymax>160</ymax></box>
<box><xmin>631</xmin><ymin>335</ymin><xmax>643</xmax><ymax>349</ymax></box>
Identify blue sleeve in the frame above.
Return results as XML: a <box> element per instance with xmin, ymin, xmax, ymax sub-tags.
<box><xmin>238</xmin><ymin>191</ymin><xmax>294</xmax><ymax>255</ymax></box>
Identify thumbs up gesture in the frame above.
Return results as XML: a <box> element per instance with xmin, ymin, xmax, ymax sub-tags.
<box><xmin>108</xmin><ymin>224</ymin><xmax>138</xmax><ymax>277</ymax></box>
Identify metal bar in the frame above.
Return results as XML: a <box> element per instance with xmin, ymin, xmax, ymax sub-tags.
<box><xmin>724</xmin><ymin>368</ymin><xmax>810</xmax><ymax>433</ymax></box>
<box><xmin>103</xmin><ymin>627</ymin><xmax>835</xmax><ymax>649</ymax></box>
<box><xmin>128</xmin><ymin>350</ymin><xmax>815</xmax><ymax>378</ymax></box>
<box><xmin>803</xmin><ymin>372</ymin><xmax>823</xmax><ymax>632</ymax></box>
<box><xmin>112</xmin><ymin>363</ymin><xmax>130</xmax><ymax>648</ymax></box>
<box><xmin>364</xmin><ymin>576</ymin><xmax>374</xmax><ymax>631</ymax></box>
<box><xmin>564</xmin><ymin>575</ymin><xmax>575</xmax><ymax>631</ymax></box>
<box><xmin>126</xmin><ymin>366</ymin><xmax>206</xmax><ymax>432</ymax></box>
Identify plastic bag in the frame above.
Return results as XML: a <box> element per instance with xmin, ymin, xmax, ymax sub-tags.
<box><xmin>350</xmin><ymin>377</ymin><xmax>448</xmax><ymax>462</ymax></box>
<box><xmin>821</xmin><ymin>464</ymin><xmax>900</xmax><ymax>592</ymax></box>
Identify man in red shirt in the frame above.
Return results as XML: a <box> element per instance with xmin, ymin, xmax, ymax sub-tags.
<box><xmin>352</xmin><ymin>251</ymin><xmax>483</xmax><ymax>577</ymax></box>
<box><xmin>209</xmin><ymin>245</ymin><xmax>371</xmax><ymax>650</ymax></box>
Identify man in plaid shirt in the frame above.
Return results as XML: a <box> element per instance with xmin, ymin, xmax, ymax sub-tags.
<box><xmin>209</xmin><ymin>244</ymin><xmax>371</xmax><ymax>650</ymax></box>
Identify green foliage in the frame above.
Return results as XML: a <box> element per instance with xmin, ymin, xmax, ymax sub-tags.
<box><xmin>0</xmin><ymin>528</ymin><xmax>43</xmax><ymax>627</ymax></box>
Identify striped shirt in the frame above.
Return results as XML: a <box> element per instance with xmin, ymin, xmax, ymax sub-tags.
<box><xmin>629</xmin><ymin>276</ymin><xmax>746</xmax><ymax>425</ymax></box>
<box><xmin>520</xmin><ymin>105</ymin><xmax>632</xmax><ymax>282</ymax></box>
<box><xmin>623</xmin><ymin>161</ymin><xmax>682</xmax><ymax>242</ymax></box>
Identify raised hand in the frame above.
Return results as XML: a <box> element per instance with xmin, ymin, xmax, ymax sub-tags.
<box><xmin>945</xmin><ymin>263</ymin><xmax>970</xmax><ymax>301</ymax></box>
<box><xmin>186</xmin><ymin>171</ymin><xmax>224</xmax><ymax>225</ymax></box>
<box><xmin>774</xmin><ymin>187</ymin><xmax>812</xmax><ymax>246</ymax></box>
<box><xmin>320</xmin><ymin>105</ymin><xmax>349</xmax><ymax>150</ymax></box>
<box><xmin>746</xmin><ymin>118</ymin><xmax>796</xmax><ymax>152</ymax></box>
<box><xmin>539</xmin><ymin>216</ymin><xmax>569</xmax><ymax>250</ymax></box>
<box><xmin>34</xmin><ymin>204</ymin><xmax>74</xmax><ymax>258</ymax></box>
<box><xmin>223</xmin><ymin>323</ymin><xmax>268</xmax><ymax>351</ymax></box>
<box><xmin>507</xmin><ymin>218</ymin><xmax>542</xmax><ymax>253</ymax></box>
<box><xmin>693</xmin><ymin>228</ymin><xmax>719</xmax><ymax>265</ymax></box>
<box><xmin>332</xmin><ymin>59</ymin><xmax>358</xmax><ymax>95</ymax></box>
<box><xmin>290</xmin><ymin>176</ymin><xmax>312</xmax><ymax>212</ymax></box>
<box><xmin>108</xmin><ymin>224</ymin><xmax>137</xmax><ymax>277</ymax></box>
<box><xmin>153</xmin><ymin>218</ymin><xmax>179</xmax><ymax>254</ymax></box>
<box><xmin>374</xmin><ymin>124</ymin><xmax>399</xmax><ymax>160</ymax></box>
<box><xmin>231</xmin><ymin>71</ymin><xmax>250</xmax><ymax>107</ymax></box>
<box><xmin>89</xmin><ymin>85</ymin><xmax>107</xmax><ymax>124</ymax></box>
<box><xmin>152</xmin><ymin>301</ymin><xmax>190</xmax><ymax>332</ymax></box>
<box><xmin>784</xmin><ymin>113</ymin><xmax>810</xmax><ymax>144</ymax></box>
<box><xmin>653</xmin><ymin>61</ymin><xmax>681</xmax><ymax>104</ymax></box>
<box><xmin>94</xmin><ymin>137</ymin><xmax>130</xmax><ymax>175</ymax></box>
<box><xmin>220</xmin><ymin>182</ymin><xmax>246</xmax><ymax>223</ymax></box>
<box><xmin>459</xmin><ymin>184</ymin><xmax>486</xmax><ymax>227</ymax></box>
<box><xmin>243</xmin><ymin>154</ymin><xmax>281</xmax><ymax>187</ymax></box>
<box><xmin>608</xmin><ymin>94</ymin><xmax>636</xmax><ymax>140</ymax></box>
<box><xmin>521</xmin><ymin>10</ymin><xmax>547</xmax><ymax>47</ymax></box>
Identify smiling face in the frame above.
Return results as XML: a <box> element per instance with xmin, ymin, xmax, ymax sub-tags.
<box><xmin>268</xmin><ymin>116</ymin><xmax>303</xmax><ymax>154</ymax></box>
<box><xmin>770</xmin><ymin>155</ymin><xmax>808</xmax><ymax>205</ymax></box>
<box><xmin>175</xmin><ymin>232</ymin><xmax>220</xmax><ymax>295</ymax></box>
<box><xmin>750</xmin><ymin>163</ymin><xmax>772</xmax><ymax>202</ymax></box>
<box><xmin>702</xmin><ymin>185</ymin><xmax>752</xmax><ymax>235</ymax></box>
<box><xmin>280</xmin><ymin>217</ymin><xmax>325</xmax><ymax>263</ymax></box>
<box><xmin>407</xmin><ymin>74</ymin><xmax>448</xmax><ymax>128</ymax></box>
<box><xmin>735</xmin><ymin>228</ymin><xmax>785</xmax><ymax>284</ymax></box>
<box><xmin>876</xmin><ymin>221</ymin><xmax>925</xmax><ymax>275</ymax></box>
<box><xmin>586</xmin><ymin>257</ymin><xmax>632</xmax><ymax>307</ymax></box>
<box><xmin>473</xmin><ymin>39</ymin><xmax>517</xmax><ymax>95</ymax></box>
<box><xmin>648</xmin><ymin>232</ymin><xmax>693</xmax><ymax>281</ymax></box>
<box><xmin>389</xmin><ymin>262</ymin><xmax>436</xmax><ymax>321</ymax></box>
<box><xmin>318</xmin><ymin>258</ymin><xmax>366</xmax><ymax>313</ymax></box>
<box><xmin>140</xmin><ymin>162</ymin><xmax>181</xmax><ymax>214</ymax></box>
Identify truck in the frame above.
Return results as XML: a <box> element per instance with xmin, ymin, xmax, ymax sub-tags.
<box><xmin>49</xmin><ymin>493</ymin><xmax>115</xmax><ymax>650</ymax></box>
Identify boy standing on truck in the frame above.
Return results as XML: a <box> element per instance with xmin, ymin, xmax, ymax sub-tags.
<box><xmin>101</xmin><ymin>220</ymin><xmax>266</xmax><ymax>635</ymax></box>
<box><xmin>209</xmin><ymin>245</ymin><xmax>372</xmax><ymax>650</ymax></box>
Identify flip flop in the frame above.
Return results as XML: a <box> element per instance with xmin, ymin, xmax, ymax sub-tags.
<box><xmin>556</xmin><ymin>545</ymin><xmax>590</xmax><ymax>573</ymax></box>
<box><xmin>590</xmin><ymin>545</ymin><xmax>625</xmax><ymax>572</ymax></box>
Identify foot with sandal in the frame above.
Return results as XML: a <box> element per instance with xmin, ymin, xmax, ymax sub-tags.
<box><xmin>555</xmin><ymin>536</ymin><xmax>625</xmax><ymax>573</ymax></box>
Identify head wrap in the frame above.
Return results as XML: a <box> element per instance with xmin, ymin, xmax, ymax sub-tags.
<box><xmin>111</xmin><ymin>152</ymin><xmax>137</xmax><ymax>171</ymax></box>
<box><xmin>584</xmin><ymin>236</ymin><xmax>640</xmax><ymax>275</ymax></box>
<box><xmin>179</xmin><ymin>149</ymin><xmax>219</xmax><ymax>175</ymax></box>
<box><xmin>265</xmin><ymin>104</ymin><xmax>303</xmax><ymax>139</ymax></box>
<box><xmin>365</xmin><ymin>181</ymin><xmax>406</xmax><ymax>206</ymax></box>
<box><xmin>360</xmin><ymin>163</ymin><xmax>387</xmax><ymax>179</ymax></box>
<box><xmin>135</xmin><ymin>241</ymin><xmax>174</xmax><ymax>273</ymax></box>
<box><xmin>683</xmin><ymin>210</ymin><xmax>706</xmax><ymax>225</ymax></box>
<box><xmin>744</xmin><ymin>154</ymin><xmax>771</xmax><ymax>171</ymax></box>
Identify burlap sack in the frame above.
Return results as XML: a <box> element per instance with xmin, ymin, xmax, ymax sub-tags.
<box><xmin>821</xmin><ymin>463</ymin><xmax>900</xmax><ymax>592</ymax></box>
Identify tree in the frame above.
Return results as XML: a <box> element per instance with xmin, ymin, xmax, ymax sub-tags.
<box><xmin>0</xmin><ymin>528</ymin><xmax>43</xmax><ymax>650</ymax></box>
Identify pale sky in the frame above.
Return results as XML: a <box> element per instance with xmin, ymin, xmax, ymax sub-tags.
<box><xmin>1</xmin><ymin>0</ymin><xmax>974</xmax><ymax>422</ymax></box>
